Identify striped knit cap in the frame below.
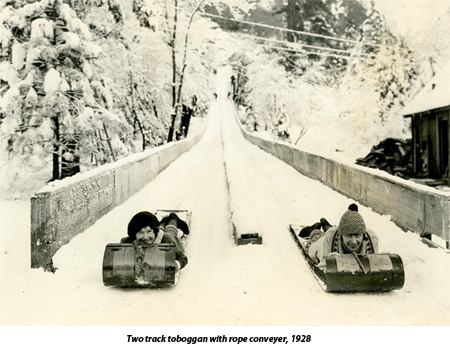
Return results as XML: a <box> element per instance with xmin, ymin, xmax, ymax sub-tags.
<box><xmin>338</xmin><ymin>209</ymin><xmax>366</xmax><ymax>236</ymax></box>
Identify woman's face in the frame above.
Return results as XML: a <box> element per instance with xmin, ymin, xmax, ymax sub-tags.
<box><xmin>135</xmin><ymin>226</ymin><xmax>156</xmax><ymax>244</ymax></box>
<box><xmin>341</xmin><ymin>232</ymin><xmax>363</xmax><ymax>252</ymax></box>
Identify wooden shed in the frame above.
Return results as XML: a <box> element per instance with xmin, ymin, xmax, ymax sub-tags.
<box><xmin>403</xmin><ymin>63</ymin><xmax>450</xmax><ymax>180</ymax></box>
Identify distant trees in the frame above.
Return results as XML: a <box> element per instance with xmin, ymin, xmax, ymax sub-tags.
<box><xmin>129</xmin><ymin>0</ymin><xmax>222</xmax><ymax>142</ymax></box>
<box><xmin>408</xmin><ymin>4</ymin><xmax>450</xmax><ymax>94</ymax></box>
<box><xmin>271</xmin><ymin>0</ymin><xmax>366</xmax><ymax>72</ymax></box>
<box><xmin>157</xmin><ymin>0</ymin><xmax>256</xmax><ymax>142</ymax></box>
<box><xmin>340</xmin><ymin>5</ymin><xmax>415</xmax><ymax>136</ymax></box>
<box><xmin>228</xmin><ymin>0</ymin><xmax>415</xmax><ymax>151</ymax></box>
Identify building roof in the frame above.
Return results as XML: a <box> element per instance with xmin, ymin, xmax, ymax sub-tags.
<box><xmin>402</xmin><ymin>63</ymin><xmax>450</xmax><ymax>116</ymax></box>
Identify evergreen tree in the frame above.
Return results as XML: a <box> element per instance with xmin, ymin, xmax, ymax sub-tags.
<box><xmin>0</xmin><ymin>0</ymin><xmax>131</xmax><ymax>182</ymax></box>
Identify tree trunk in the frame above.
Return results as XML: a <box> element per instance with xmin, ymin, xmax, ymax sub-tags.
<box><xmin>286</xmin><ymin>0</ymin><xmax>299</xmax><ymax>42</ymax></box>
<box><xmin>102</xmin><ymin>123</ymin><xmax>116</xmax><ymax>162</ymax></box>
<box><xmin>167</xmin><ymin>0</ymin><xmax>178</xmax><ymax>142</ymax></box>
<box><xmin>152</xmin><ymin>99</ymin><xmax>158</xmax><ymax>118</ymax></box>
<box><xmin>174</xmin><ymin>0</ymin><xmax>205</xmax><ymax>112</ymax></box>
<box><xmin>168</xmin><ymin>0</ymin><xmax>204</xmax><ymax>142</ymax></box>
<box><xmin>180</xmin><ymin>104</ymin><xmax>193</xmax><ymax>137</ymax></box>
<box><xmin>168</xmin><ymin>113</ymin><xmax>176</xmax><ymax>142</ymax></box>
<box><xmin>61</xmin><ymin>138</ymin><xmax>80</xmax><ymax>179</ymax></box>
<box><xmin>52</xmin><ymin>115</ymin><xmax>60</xmax><ymax>180</ymax></box>
<box><xmin>128</xmin><ymin>55</ymin><xmax>147</xmax><ymax>150</ymax></box>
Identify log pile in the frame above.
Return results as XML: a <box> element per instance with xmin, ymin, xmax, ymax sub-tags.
<box><xmin>356</xmin><ymin>138</ymin><xmax>413</xmax><ymax>179</ymax></box>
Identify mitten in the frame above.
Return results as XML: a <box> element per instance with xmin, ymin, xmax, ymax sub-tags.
<box><xmin>161</xmin><ymin>213</ymin><xmax>190</xmax><ymax>235</ymax></box>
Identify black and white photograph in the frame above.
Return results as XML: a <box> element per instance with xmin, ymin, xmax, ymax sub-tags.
<box><xmin>0</xmin><ymin>0</ymin><xmax>449</xmax><ymax>347</ymax></box>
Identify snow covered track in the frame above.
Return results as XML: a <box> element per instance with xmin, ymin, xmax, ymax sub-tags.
<box><xmin>2</xmin><ymin>96</ymin><xmax>450</xmax><ymax>326</ymax></box>
<box><xmin>221</xmin><ymin>101</ymin><xmax>264</xmax><ymax>245</ymax></box>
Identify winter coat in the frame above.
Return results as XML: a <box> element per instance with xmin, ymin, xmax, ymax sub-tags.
<box><xmin>307</xmin><ymin>226</ymin><xmax>379</xmax><ymax>271</ymax></box>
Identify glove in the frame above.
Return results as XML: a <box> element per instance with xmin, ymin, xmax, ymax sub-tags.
<box><xmin>160</xmin><ymin>213</ymin><xmax>190</xmax><ymax>236</ymax></box>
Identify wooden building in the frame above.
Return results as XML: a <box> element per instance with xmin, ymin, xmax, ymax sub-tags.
<box><xmin>403</xmin><ymin>63</ymin><xmax>450</xmax><ymax>179</ymax></box>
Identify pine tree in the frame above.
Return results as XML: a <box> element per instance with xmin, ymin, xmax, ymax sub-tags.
<box><xmin>0</xmin><ymin>0</ymin><xmax>131</xmax><ymax>182</ymax></box>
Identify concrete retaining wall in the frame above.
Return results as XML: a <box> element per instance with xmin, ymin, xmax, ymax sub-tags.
<box><xmin>234</xmin><ymin>107</ymin><xmax>450</xmax><ymax>245</ymax></box>
<box><xmin>31</xmin><ymin>131</ymin><xmax>205</xmax><ymax>271</ymax></box>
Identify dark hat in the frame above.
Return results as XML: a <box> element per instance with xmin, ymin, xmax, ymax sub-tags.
<box><xmin>338</xmin><ymin>204</ymin><xmax>366</xmax><ymax>236</ymax></box>
<box><xmin>127</xmin><ymin>211</ymin><xmax>160</xmax><ymax>241</ymax></box>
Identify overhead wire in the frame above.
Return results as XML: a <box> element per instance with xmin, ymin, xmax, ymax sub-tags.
<box><xmin>161</xmin><ymin>8</ymin><xmax>404</xmax><ymax>62</ymax></box>
<box><xmin>156</xmin><ymin>16</ymin><xmax>377</xmax><ymax>61</ymax></box>
<box><xmin>124</xmin><ymin>6</ymin><xmax>390</xmax><ymax>81</ymax></box>
<box><xmin>247</xmin><ymin>42</ymin><xmax>371</xmax><ymax>61</ymax></box>
<box><xmin>230</xmin><ymin>32</ymin><xmax>377</xmax><ymax>59</ymax></box>
<box><xmin>198</xmin><ymin>10</ymin><xmax>399</xmax><ymax>51</ymax></box>
<box><xmin>211</xmin><ymin>34</ymin><xmax>376</xmax><ymax>62</ymax></box>
<box><xmin>169</xmin><ymin>5</ymin><xmax>391</xmax><ymax>49</ymax></box>
<box><xmin>161</xmin><ymin>4</ymin><xmax>411</xmax><ymax>60</ymax></box>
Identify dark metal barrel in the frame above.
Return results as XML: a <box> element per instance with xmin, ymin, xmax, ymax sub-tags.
<box><xmin>325</xmin><ymin>254</ymin><xmax>405</xmax><ymax>292</ymax></box>
<box><xmin>102</xmin><ymin>243</ymin><xmax>177</xmax><ymax>287</ymax></box>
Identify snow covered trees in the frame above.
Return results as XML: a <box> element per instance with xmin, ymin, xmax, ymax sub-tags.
<box><xmin>408</xmin><ymin>4</ymin><xmax>450</xmax><ymax>95</ymax></box>
<box><xmin>227</xmin><ymin>1</ymin><xmax>417</xmax><ymax>158</ymax></box>
<box><xmin>0</xmin><ymin>0</ymin><xmax>231</xmax><ymax>196</ymax></box>
<box><xmin>133</xmin><ymin>0</ymin><xmax>257</xmax><ymax>142</ymax></box>
<box><xmin>337</xmin><ymin>6</ymin><xmax>415</xmax><ymax>155</ymax></box>
<box><xmin>0</xmin><ymin>0</ymin><xmax>131</xmax><ymax>183</ymax></box>
<box><xmin>90</xmin><ymin>0</ymin><xmax>173</xmax><ymax>151</ymax></box>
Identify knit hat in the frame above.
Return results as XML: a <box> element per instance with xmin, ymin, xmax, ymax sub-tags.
<box><xmin>127</xmin><ymin>211</ymin><xmax>160</xmax><ymax>241</ymax></box>
<box><xmin>338</xmin><ymin>204</ymin><xmax>366</xmax><ymax>236</ymax></box>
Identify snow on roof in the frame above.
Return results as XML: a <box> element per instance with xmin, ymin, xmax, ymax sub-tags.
<box><xmin>402</xmin><ymin>63</ymin><xmax>450</xmax><ymax>116</ymax></box>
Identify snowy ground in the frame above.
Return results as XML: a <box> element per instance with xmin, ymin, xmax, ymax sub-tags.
<box><xmin>1</xmin><ymin>94</ymin><xmax>449</xmax><ymax>346</ymax></box>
